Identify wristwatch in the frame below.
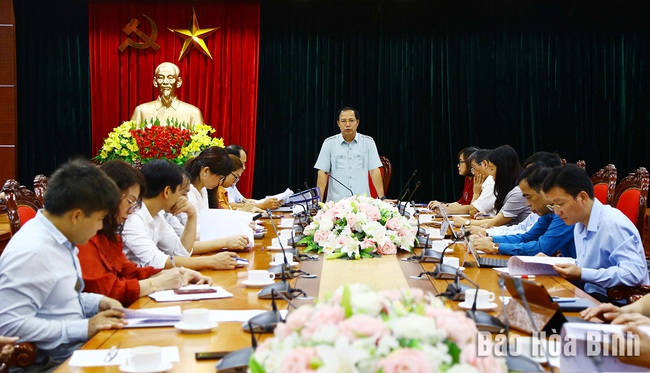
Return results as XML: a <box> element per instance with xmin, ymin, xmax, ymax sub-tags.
<box><xmin>379</xmin><ymin>196</ymin><xmax>387</xmax><ymax>200</ymax></box>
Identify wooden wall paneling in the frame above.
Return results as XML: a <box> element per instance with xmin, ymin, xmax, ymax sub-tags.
<box><xmin>0</xmin><ymin>0</ymin><xmax>16</xmax><ymax>185</ymax></box>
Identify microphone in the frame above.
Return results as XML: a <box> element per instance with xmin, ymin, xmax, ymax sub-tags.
<box><xmin>498</xmin><ymin>277</ymin><xmax>545</xmax><ymax>372</ymax></box>
<box><xmin>463</xmin><ymin>272</ymin><xmax>506</xmax><ymax>333</ymax></box>
<box><xmin>326</xmin><ymin>172</ymin><xmax>353</xmax><ymax>197</ymax></box>
<box><xmin>419</xmin><ymin>229</ymin><xmax>468</xmax><ymax>263</ymax></box>
<box><xmin>443</xmin><ymin>267</ymin><xmax>474</xmax><ymax>301</ymax></box>
<box><xmin>396</xmin><ymin>169</ymin><xmax>417</xmax><ymax>203</ymax></box>
<box><xmin>397</xmin><ymin>188</ymin><xmax>409</xmax><ymax>216</ymax></box>
<box><xmin>430</xmin><ymin>243</ymin><xmax>459</xmax><ymax>279</ymax></box>
<box><xmin>512</xmin><ymin>277</ymin><xmax>553</xmax><ymax>372</ymax></box>
<box><xmin>216</xmin><ymin>321</ymin><xmax>256</xmax><ymax>372</ymax></box>
<box><xmin>404</xmin><ymin>181</ymin><xmax>421</xmax><ymax>206</ymax></box>
<box><xmin>259</xmin><ymin>209</ymin><xmax>294</xmax><ymax>298</ymax></box>
<box><xmin>243</xmin><ymin>290</ymin><xmax>282</xmax><ymax>333</ymax></box>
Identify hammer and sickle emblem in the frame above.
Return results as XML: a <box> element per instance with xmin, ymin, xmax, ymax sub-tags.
<box><xmin>118</xmin><ymin>14</ymin><xmax>160</xmax><ymax>52</ymax></box>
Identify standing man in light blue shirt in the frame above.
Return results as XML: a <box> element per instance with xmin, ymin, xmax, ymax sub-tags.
<box><xmin>314</xmin><ymin>107</ymin><xmax>385</xmax><ymax>202</ymax></box>
<box><xmin>0</xmin><ymin>160</ymin><xmax>126</xmax><ymax>371</ymax></box>
<box><xmin>543</xmin><ymin>164</ymin><xmax>649</xmax><ymax>302</ymax></box>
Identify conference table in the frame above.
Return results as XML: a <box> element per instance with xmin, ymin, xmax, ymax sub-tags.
<box><xmin>53</xmin><ymin>212</ymin><xmax>595</xmax><ymax>373</ymax></box>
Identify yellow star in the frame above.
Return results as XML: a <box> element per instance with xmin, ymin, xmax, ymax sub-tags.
<box><xmin>168</xmin><ymin>9</ymin><xmax>219</xmax><ymax>61</ymax></box>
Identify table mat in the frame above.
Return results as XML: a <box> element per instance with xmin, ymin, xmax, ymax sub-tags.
<box><xmin>318</xmin><ymin>255</ymin><xmax>410</xmax><ymax>300</ymax></box>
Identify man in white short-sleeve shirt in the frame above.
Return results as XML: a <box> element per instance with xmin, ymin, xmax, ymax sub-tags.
<box><xmin>314</xmin><ymin>107</ymin><xmax>385</xmax><ymax>202</ymax></box>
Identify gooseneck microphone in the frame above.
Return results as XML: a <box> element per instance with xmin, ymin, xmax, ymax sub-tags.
<box><xmin>216</xmin><ymin>321</ymin><xmax>257</xmax><ymax>372</ymax></box>
<box><xmin>404</xmin><ymin>181</ymin><xmax>422</xmax><ymax>205</ymax></box>
<box><xmin>243</xmin><ymin>290</ymin><xmax>282</xmax><ymax>333</ymax></box>
<box><xmin>498</xmin><ymin>277</ymin><xmax>545</xmax><ymax>372</ymax></box>
<box><xmin>325</xmin><ymin>172</ymin><xmax>354</xmax><ymax>197</ymax></box>
<box><xmin>397</xmin><ymin>188</ymin><xmax>409</xmax><ymax>216</ymax></box>
<box><xmin>461</xmin><ymin>272</ymin><xmax>506</xmax><ymax>333</ymax></box>
<box><xmin>431</xmin><ymin>242</ymin><xmax>459</xmax><ymax>279</ymax></box>
<box><xmin>397</xmin><ymin>169</ymin><xmax>417</xmax><ymax>202</ymax></box>
<box><xmin>258</xmin><ymin>210</ymin><xmax>293</xmax><ymax>298</ymax></box>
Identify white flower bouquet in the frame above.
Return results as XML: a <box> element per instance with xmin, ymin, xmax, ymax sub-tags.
<box><xmin>249</xmin><ymin>284</ymin><xmax>506</xmax><ymax>373</ymax></box>
<box><xmin>299</xmin><ymin>195</ymin><xmax>417</xmax><ymax>259</ymax></box>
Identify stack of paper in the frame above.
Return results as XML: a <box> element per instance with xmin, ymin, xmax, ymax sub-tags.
<box><xmin>497</xmin><ymin>256</ymin><xmax>576</xmax><ymax>276</ymax></box>
<box><xmin>69</xmin><ymin>346</ymin><xmax>179</xmax><ymax>367</ymax></box>
<box><xmin>113</xmin><ymin>306</ymin><xmax>182</xmax><ymax>328</ymax></box>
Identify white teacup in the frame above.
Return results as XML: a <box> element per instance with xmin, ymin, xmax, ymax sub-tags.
<box><xmin>419</xmin><ymin>214</ymin><xmax>434</xmax><ymax>223</ymax></box>
<box><xmin>127</xmin><ymin>346</ymin><xmax>162</xmax><ymax>370</ymax></box>
<box><xmin>272</xmin><ymin>252</ymin><xmax>294</xmax><ymax>263</ymax></box>
<box><xmin>183</xmin><ymin>308</ymin><xmax>210</xmax><ymax>327</ymax></box>
<box><xmin>465</xmin><ymin>289</ymin><xmax>495</xmax><ymax>307</ymax></box>
<box><xmin>443</xmin><ymin>257</ymin><xmax>460</xmax><ymax>268</ymax></box>
<box><xmin>280</xmin><ymin>218</ymin><xmax>294</xmax><ymax>227</ymax></box>
<box><xmin>248</xmin><ymin>270</ymin><xmax>275</xmax><ymax>284</ymax></box>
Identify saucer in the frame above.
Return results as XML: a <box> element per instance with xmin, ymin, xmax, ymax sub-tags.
<box><xmin>242</xmin><ymin>279</ymin><xmax>275</xmax><ymax>288</ymax></box>
<box><xmin>266</xmin><ymin>245</ymin><xmax>286</xmax><ymax>251</ymax></box>
<box><xmin>174</xmin><ymin>321</ymin><xmax>218</xmax><ymax>334</ymax></box>
<box><xmin>457</xmin><ymin>301</ymin><xmax>498</xmax><ymax>311</ymax></box>
<box><xmin>269</xmin><ymin>261</ymin><xmax>299</xmax><ymax>267</ymax></box>
<box><xmin>277</xmin><ymin>224</ymin><xmax>293</xmax><ymax>229</ymax></box>
<box><xmin>119</xmin><ymin>361</ymin><xmax>172</xmax><ymax>373</ymax></box>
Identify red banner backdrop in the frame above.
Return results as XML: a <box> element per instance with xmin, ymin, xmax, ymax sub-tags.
<box><xmin>88</xmin><ymin>1</ymin><xmax>259</xmax><ymax>196</ymax></box>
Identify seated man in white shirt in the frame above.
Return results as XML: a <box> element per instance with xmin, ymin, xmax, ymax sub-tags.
<box><xmin>122</xmin><ymin>160</ymin><xmax>238</xmax><ymax>270</ymax></box>
<box><xmin>224</xmin><ymin>144</ymin><xmax>281</xmax><ymax>211</ymax></box>
<box><xmin>0</xmin><ymin>159</ymin><xmax>126</xmax><ymax>371</ymax></box>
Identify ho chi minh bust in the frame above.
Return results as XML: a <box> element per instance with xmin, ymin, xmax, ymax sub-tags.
<box><xmin>131</xmin><ymin>62</ymin><xmax>204</xmax><ymax>126</ymax></box>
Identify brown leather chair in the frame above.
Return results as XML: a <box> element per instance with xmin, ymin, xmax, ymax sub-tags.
<box><xmin>590</xmin><ymin>164</ymin><xmax>617</xmax><ymax>205</ymax></box>
<box><xmin>0</xmin><ymin>180</ymin><xmax>41</xmax><ymax>370</ymax></box>
<box><xmin>576</xmin><ymin>159</ymin><xmax>586</xmax><ymax>170</ymax></box>
<box><xmin>0</xmin><ymin>343</ymin><xmax>38</xmax><ymax>373</ymax></box>
<box><xmin>1</xmin><ymin>179</ymin><xmax>43</xmax><ymax>235</ymax></box>
<box><xmin>608</xmin><ymin>284</ymin><xmax>650</xmax><ymax>305</ymax></box>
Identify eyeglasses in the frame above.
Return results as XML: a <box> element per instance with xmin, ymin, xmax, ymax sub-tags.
<box><xmin>338</xmin><ymin>119</ymin><xmax>357</xmax><ymax>124</ymax></box>
<box><xmin>547</xmin><ymin>195</ymin><xmax>577</xmax><ymax>212</ymax></box>
<box><xmin>230</xmin><ymin>172</ymin><xmax>242</xmax><ymax>183</ymax></box>
<box><xmin>122</xmin><ymin>194</ymin><xmax>139</xmax><ymax>212</ymax></box>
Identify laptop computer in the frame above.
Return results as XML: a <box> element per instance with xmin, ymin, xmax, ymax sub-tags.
<box><xmin>499</xmin><ymin>273</ymin><xmax>596</xmax><ymax>313</ymax></box>
<box><xmin>465</xmin><ymin>234</ymin><xmax>509</xmax><ymax>268</ymax></box>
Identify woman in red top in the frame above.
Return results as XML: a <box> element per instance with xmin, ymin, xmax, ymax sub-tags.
<box><xmin>78</xmin><ymin>160</ymin><xmax>211</xmax><ymax>306</ymax></box>
<box><xmin>427</xmin><ymin>147</ymin><xmax>477</xmax><ymax>210</ymax></box>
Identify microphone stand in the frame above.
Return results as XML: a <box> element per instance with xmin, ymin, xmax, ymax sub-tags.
<box><xmin>216</xmin><ymin>321</ymin><xmax>257</xmax><ymax>372</ymax></box>
<box><xmin>326</xmin><ymin>171</ymin><xmax>353</xmax><ymax>197</ymax></box>
<box><xmin>259</xmin><ymin>209</ymin><xmax>295</xmax><ymax>297</ymax></box>
<box><xmin>498</xmin><ymin>277</ymin><xmax>545</xmax><ymax>372</ymax></box>
<box><xmin>430</xmin><ymin>243</ymin><xmax>460</xmax><ymax>279</ymax></box>
<box><xmin>243</xmin><ymin>290</ymin><xmax>282</xmax><ymax>333</ymax></box>
<box><xmin>396</xmin><ymin>169</ymin><xmax>417</xmax><ymax>204</ymax></box>
<box><xmin>396</xmin><ymin>188</ymin><xmax>410</xmax><ymax>216</ymax></box>
<box><xmin>512</xmin><ymin>278</ymin><xmax>554</xmax><ymax>372</ymax></box>
<box><xmin>462</xmin><ymin>271</ymin><xmax>506</xmax><ymax>333</ymax></box>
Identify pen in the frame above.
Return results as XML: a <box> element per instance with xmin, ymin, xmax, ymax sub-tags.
<box><xmin>170</xmin><ymin>255</ymin><xmax>177</xmax><ymax>268</ymax></box>
<box><xmin>552</xmin><ymin>297</ymin><xmax>579</xmax><ymax>302</ymax></box>
<box><xmin>512</xmin><ymin>275</ymin><xmax>535</xmax><ymax>279</ymax></box>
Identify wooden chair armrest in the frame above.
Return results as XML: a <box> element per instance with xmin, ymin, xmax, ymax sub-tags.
<box><xmin>607</xmin><ymin>285</ymin><xmax>650</xmax><ymax>304</ymax></box>
<box><xmin>6</xmin><ymin>342</ymin><xmax>37</xmax><ymax>368</ymax></box>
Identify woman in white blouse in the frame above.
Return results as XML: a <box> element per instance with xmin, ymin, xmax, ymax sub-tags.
<box><xmin>184</xmin><ymin>146</ymin><xmax>250</xmax><ymax>252</ymax></box>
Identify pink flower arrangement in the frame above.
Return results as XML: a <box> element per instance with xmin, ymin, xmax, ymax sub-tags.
<box><xmin>300</xmin><ymin>195</ymin><xmax>417</xmax><ymax>259</ymax></box>
<box><xmin>249</xmin><ymin>284</ymin><xmax>507</xmax><ymax>373</ymax></box>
